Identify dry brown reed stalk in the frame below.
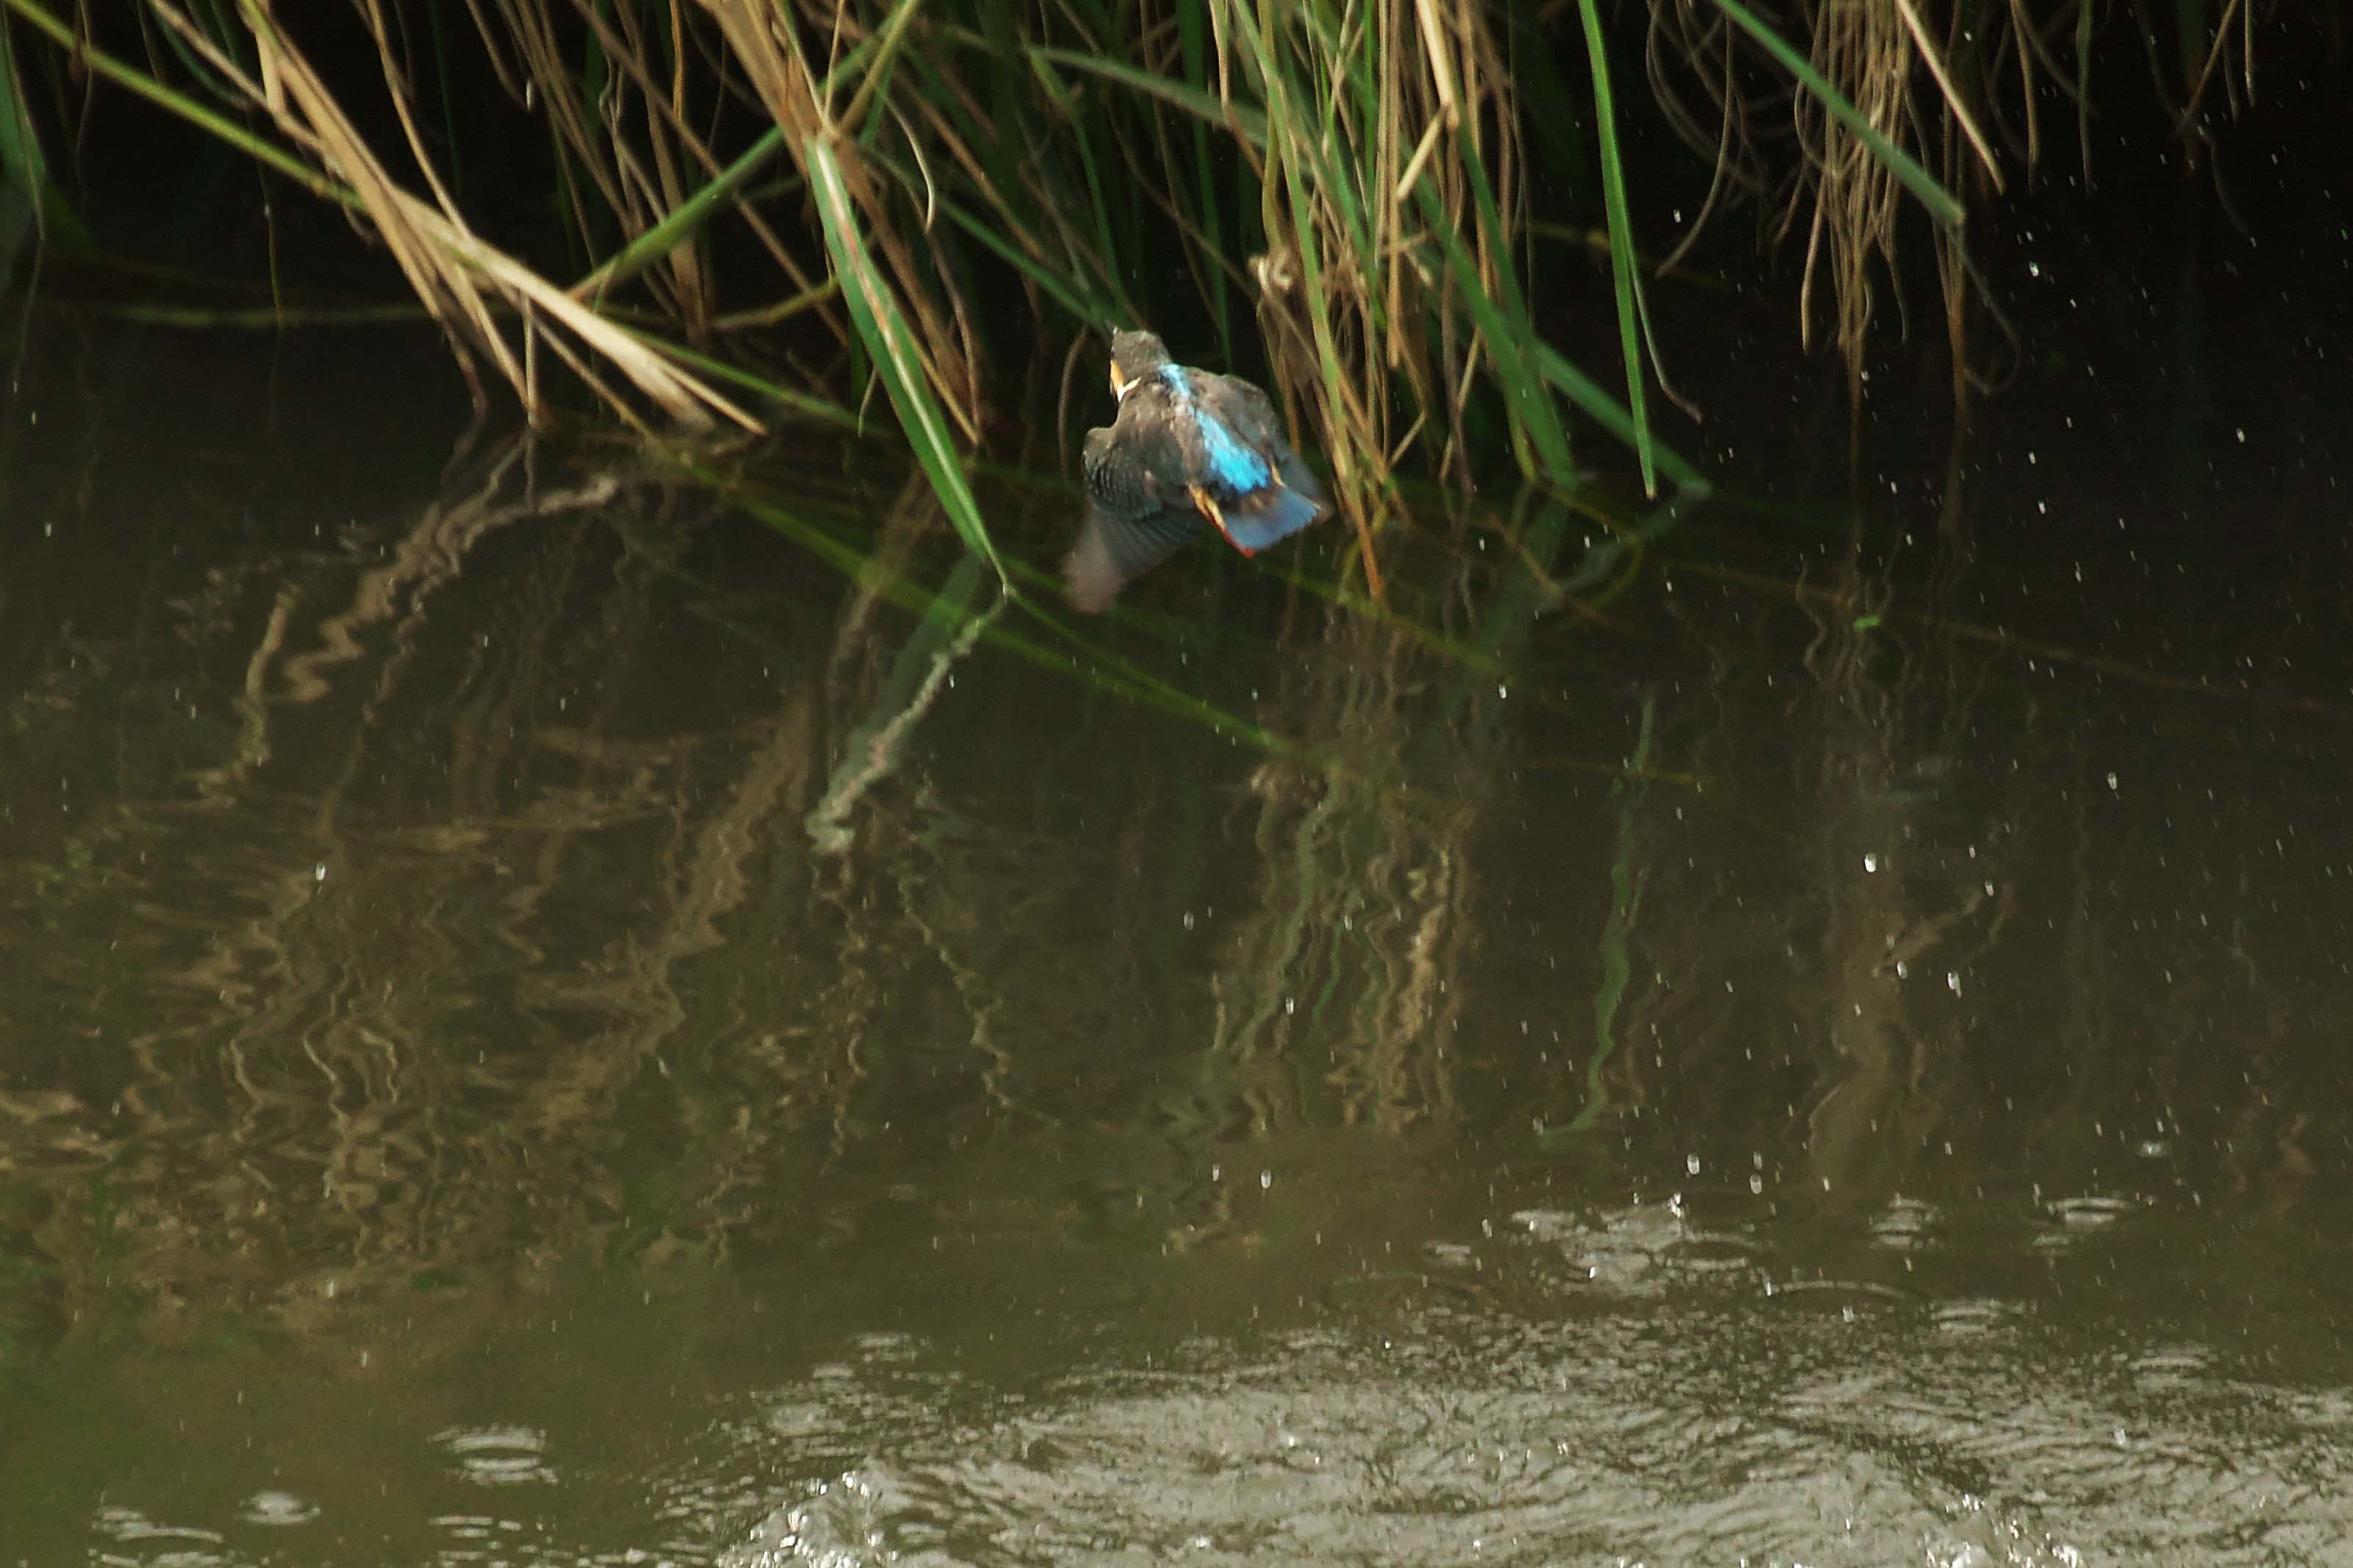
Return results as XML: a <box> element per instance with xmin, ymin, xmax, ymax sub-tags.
<box><xmin>1788</xmin><ymin>0</ymin><xmax>1912</xmax><ymax>423</ymax></box>
<box><xmin>697</xmin><ymin>0</ymin><xmax>985</xmax><ymax>442</ymax></box>
<box><xmin>1215</xmin><ymin>0</ymin><xmax>1565</xmax><ymax>603</ymax></box>
<box><xmin>140</xmin><ymin>0</ymin><xmax>757</xmax><ymax>433</ymax></box>
<box><xmin>16</xmin><ymin>0</ymin><xmax>1694</xmax><ymax>586</ymax></box>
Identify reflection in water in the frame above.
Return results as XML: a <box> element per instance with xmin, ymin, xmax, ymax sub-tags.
<box><xmin>1788</xmin><ymin>443</ymin><xmax>2014</xmax><ymax>1204</ymax></box>
<box><xmin>1</xmin><ymin>318</ymin><xmax>2351</xmax><ymax>1564</ymax></box>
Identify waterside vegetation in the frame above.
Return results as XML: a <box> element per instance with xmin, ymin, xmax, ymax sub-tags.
<box><xmin>0</xmin><ymin>0</ymin><xmax>2293</xmax><ymax>598</ymax></box>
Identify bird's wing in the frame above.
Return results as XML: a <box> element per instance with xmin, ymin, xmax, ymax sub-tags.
<box><xmin>1069</xmin><ymin>410</ymin><xmax>1207</xmax><ymax>612</ymax></box>
<box><xmin>1106</xmin><ymin>387</ymin><xmax>1197</xmax><ymax>498</ymax></box>
<box><xmin>1192</xmin><ymin>371</ymin><xmax>1282</xmax><ymax>443</ymax></box>
<box><xmin>1194</xmin><ymin>373</ymin><xmax>1327</xmax><ymax>506</ymax></box>
<box><xmin>1063</xmin><ymin>501</ymin><xmax>1204</xmax><ymax>612</ymax></box>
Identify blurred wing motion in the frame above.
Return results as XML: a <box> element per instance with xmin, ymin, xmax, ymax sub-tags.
<box><xmin>1063</xmin><ymin>497</ymin><xmax>1204</xmax><ymax>613</ymax></box>
<box><xmin>1064</xmin><ymin>420</ymin><xmax>1204</xmax><ymax>613</ymax></box>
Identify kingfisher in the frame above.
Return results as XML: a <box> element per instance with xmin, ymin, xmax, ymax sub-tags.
<box><xmin>1062</xmin><ymin>329</ymin><xmax>1327</xmax><ymax>612</ymax></box>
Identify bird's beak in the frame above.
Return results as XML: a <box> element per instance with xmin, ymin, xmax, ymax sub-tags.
<box><xmin>1107</xmin><ymin>365</ymin><xmax>1126</xmax><ymax>398</ymax></box>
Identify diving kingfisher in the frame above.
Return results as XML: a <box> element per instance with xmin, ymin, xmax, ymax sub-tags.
<box><xmin>1062</xmin><ymin>329</ymin><xmax>1328</xmax><ymax>612</ymax></box>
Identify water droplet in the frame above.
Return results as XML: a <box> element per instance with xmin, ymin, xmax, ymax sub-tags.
<box><xmin>1863</xmin><ymin>853</ymin><xmax>1880</xmax><ymax>873</ymax></box>
<box><xmin>436</xmin><ymin>1425</ymin><xmax>552</xmax><ymax>1485</ymax></box>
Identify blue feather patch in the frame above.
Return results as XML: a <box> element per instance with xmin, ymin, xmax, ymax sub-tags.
<box><xmin>1163</xmin><ymin>367</ymin><xmax>1271</xmax><ymax>492</ymax></box>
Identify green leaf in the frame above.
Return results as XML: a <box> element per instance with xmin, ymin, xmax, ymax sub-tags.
<box><xmin>806</xmin><ymin>135</ymin><xmax>1004</xmax><ymax>581</ymax></box>
<box><xmin>1530</xmin><ymin>343</ymin><xmax>1707</xmax><ymax>493</ymax></box>
<box><xmin>1412</xmin><ymin>165</ymin><xmax>1577</xmax><ymax>488</ymax></box>
<box><xmin>575</xmin><ymin>127</ymin><xmax>791</xmax><ymax>301</ymax></box>
<box><xmin>0</xmin><ymin>6</ymin><xmax>89</xmax><ymax>253</ymax></box>
<box><xmin>1026</xmin><ymin>46</ymin><xmax>1268</xmax><ymax>148</ymax></box>
<box><xmin>1571</xmin><ymin>0</ymin><xmax>1655</xmax><ymax>498</ymax></box>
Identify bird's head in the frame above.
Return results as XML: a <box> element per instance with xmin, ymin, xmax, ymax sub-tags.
<box><xmin>1107</xmin><ymin>329</ymin><xmax>1171</xmax><ymax>399</ymax></box>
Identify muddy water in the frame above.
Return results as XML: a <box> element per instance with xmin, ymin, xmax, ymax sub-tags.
<box><xmin>1</xmin><ymin>290</ymin><xmax>2349</xmax><ymax>1567</ymax></box>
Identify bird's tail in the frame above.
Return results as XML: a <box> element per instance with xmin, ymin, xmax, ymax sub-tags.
<box><xmin>1274</xmin><ymin>446</ymin><xmax>1327</xmax><ymax>508</ymax></box>
<box><xmin>1215</xmin><ymin>481</ymin><xmax>1324</xmax><ymax>554</ymax></box>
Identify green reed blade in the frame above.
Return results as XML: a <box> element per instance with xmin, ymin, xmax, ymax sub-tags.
<box><xmin>0</xmin><ymin>0</ymin><xmax>354</xmax><ymax>212</ymax></box>
<box><xmin>0</xmin><ymin>1</ymin><xmax>93</xmax><ymax>252</ymax></box>
<box><xmin>1415</xmin><ymin>187</ymin><xmax>1563</xmax><ymax>485</ymax></box>
<box><xmin>145</xmin><ymin>0</ymin><xmax>247</xmax><ymax>105</ymax></box>
<box><xmin>574</xmin><ymin>126</ymin><xmax>790</xmax><ymax>301</ymax></box>
<box><xmin>925</xmin><ymin>183</ymin><xmax>1121</xmax><ymax>326</ymax></box>
<box><xmin>1174</xmin><ymin>0</ymin><xmax>1231</xmax><ymax>359</ymax></box>
<box><xmin>1028</xmin><ymin>46</ymin><xmax>1269</xmax><ymax>147</ymax></box>
<box><xmin>1566</xmin><ymin>688</ymin><xmax>1655</xmax><ymax>1134</ymax></box>
<box><xmin>1019</xmin><ymin>48</ymin><xmax>1129</xmax><ymax>302</ymax></box>
<box><xmin>1281</xmin><ymin>2</ymin><xmax>1371</xmax><ymax>260</ymax></box>
<box><xmin>1509</xmin><ymin>0</ymin><xmax>1588</xmax><ymax>211</ymax></box>
<box><xmin>1227</xmin><ymin>0</ymin><xmax>1389</xmax><ymax>498</ymax></box>
<box><xmin>807</xmin><ymin>135</ymin><xmax>1003</xmax><ymax>581</ymax></box>
<box><xmin>0</xmin><ymin>14</ymin><xmax>48</xmax><ymax>248</ymax></box>
<box><xmin>837</xmin><ymin>0</ymin><xmax>928</xmax><ymax>141</ymax></box>
<box><xmin>1449</xmin><ymin>122</ymin><xmax>1535</xmax><ymax>340</ymax></box>
<box><xmin>1531</xmin><ymin>343</ymin><xmax>1706</xmax><ymax>493</ymax></box>
<box><xmin>705</xmin><ymin>462</ymin><xmax>1306</xmax><ymax>759</ymax></box>
<box><xmin>624</xmin><ymin>324</ymin><xmax>860</xmax><ymax>429</ymax></box>
<box><xmin>1705</xmin><ymin>0</ymin><xmax>1964</xmax><ymax>227</ymax></box>
<box><xmin>977</xmin><ymin>0</ymin><xmax>1037</xmax><ymax>234</ymax></box>
<box><xmin>1414</xmin><ymin>132</ymin><xmax>1577</xmax><ymax>488</ymax></box>
<box><xmin>60</xmin><ymin>299</ymin><xmax>433</xmax><ymax>326</ymax></box>
<box><xmin>578</xmin><ymin>27</ymin><xmax>876</xmax><ymax>301</ymax></box>
<box><xmin>1571</xmin><ymin>0</ymin><xmax>1654</xmax><ymax>498</ymax></box>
